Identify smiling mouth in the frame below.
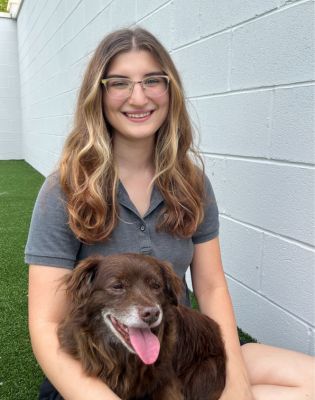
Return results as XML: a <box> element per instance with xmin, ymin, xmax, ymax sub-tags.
<box><xmin>122</xmin><ymin>110</ymin><xmax>154</xmax><ymax>121</ymax></box>
<box><xmin>105</xmin><ymin>314</ymin><xmax>161</xmax><ymax>365</ymax></box>
<box><xmin>108</xmin><ymin>315</ymin><xmax>133</xmax><ymax>349</ymax></box>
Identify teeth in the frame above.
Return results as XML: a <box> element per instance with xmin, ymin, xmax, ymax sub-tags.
<box><xmin>126</xmin><ymin>112</ymin><xmax>151</xmax><ymax>118</ymax></box>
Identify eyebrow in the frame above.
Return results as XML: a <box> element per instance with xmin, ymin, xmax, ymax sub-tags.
<box><xmin>105</xmin><ymin>71</ymin><xmax>165</xmax><ymax>79</ymax></box>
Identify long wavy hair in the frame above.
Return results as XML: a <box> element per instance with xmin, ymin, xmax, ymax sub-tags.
<box><xmin>59</xmin><ymin>27</ymin><xmax>205</xmax><ymax>243</ymax></box>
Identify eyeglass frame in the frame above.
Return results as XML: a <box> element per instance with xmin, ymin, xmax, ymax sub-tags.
<box><xmin>100</xmin><ymin>75</ymin><xmax>170</xmax><ymax>99</ymax></box>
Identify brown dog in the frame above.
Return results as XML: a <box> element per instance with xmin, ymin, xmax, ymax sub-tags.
<box><xmin>58</xmin><ymin>253</ymin><xmax>226</xmax><ymax>400</ymax></box>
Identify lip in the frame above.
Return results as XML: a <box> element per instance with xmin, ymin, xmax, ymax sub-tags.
<box><xmin>121</xmin><ymin>110</ymin><xmax>155</xmax><ymax>123</ymax></box>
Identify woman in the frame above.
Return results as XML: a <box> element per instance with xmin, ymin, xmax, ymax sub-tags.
<box><xmin>26</xmin><ymin>28</ymin><xmax>314</xmax><ymax>400</ymax></box>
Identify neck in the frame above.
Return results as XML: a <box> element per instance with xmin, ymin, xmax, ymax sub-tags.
<box><xmin>113</xmin><ymin>135</ymin><xmax>155</xmax><ymax>176</ymax></box>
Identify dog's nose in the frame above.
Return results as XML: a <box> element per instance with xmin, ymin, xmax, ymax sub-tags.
<box><xmin>139</xmin><ymin>306</ymin><xmax>160</xmax><ymax>325</ymax></box>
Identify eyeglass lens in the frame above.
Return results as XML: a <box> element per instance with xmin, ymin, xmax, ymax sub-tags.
<box><xmin>105</xmin><ymin>76</ymin><xmax>168</xmax><ymax>99</ymax></box>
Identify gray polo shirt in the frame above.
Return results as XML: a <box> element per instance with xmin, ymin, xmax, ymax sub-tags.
<box><xmin>25</xmin><ymin>173</ymin><xmax>219</xmax><ymax>304</ymax></box>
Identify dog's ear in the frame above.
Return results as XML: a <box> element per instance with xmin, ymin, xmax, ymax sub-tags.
<box><xmin>158</xmin><ymin>260</ymin><xmax>184</xmax><ymax>306</ymax></box>
<box><xmin>61</xmin><ymin>256</ymin><xmax>101</xmax><ymax>303</ymax></box>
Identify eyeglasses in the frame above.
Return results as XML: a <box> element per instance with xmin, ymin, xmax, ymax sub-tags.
<box><xmin>101</xmin><ymin>75</ymin><xmax>170</xmax><ymax>100</ymax></box>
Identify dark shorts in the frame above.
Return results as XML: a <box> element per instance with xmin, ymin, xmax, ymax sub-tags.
<box><xmin>38</xmin><ymin>378</ymin><xmax>151</xmax><ymax>400</ymax></box>
<box><xmin>38</xmin><ymin>379</ymin><xmax>63</xmax><ymax>400</ymax></box>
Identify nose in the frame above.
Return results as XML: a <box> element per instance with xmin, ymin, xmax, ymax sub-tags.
<box><xmin>139</xmin><ymin>306</ymin><xmax>161</xmax><ymax>325</ymax></box>
<box><xmin>128</xmin><ymin>82</ymin><xmax>149</xmax><ymax>105</ymax></box>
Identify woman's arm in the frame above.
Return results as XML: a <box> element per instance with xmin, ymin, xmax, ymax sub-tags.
<box><xmin>28</xmin><ymin>265</ymin><xmax>121</xmax><ymax>400</ymax></box>
<box><xmin>191</xmin><ymin>237</ymin><xmax>254</xmax><ymax>400</ymax></box>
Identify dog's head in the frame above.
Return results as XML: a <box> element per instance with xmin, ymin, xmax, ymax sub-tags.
<box><xmin>62</xmin><ymin>253</ymin><xmax>183</xmax><ymax>364</ymax></box>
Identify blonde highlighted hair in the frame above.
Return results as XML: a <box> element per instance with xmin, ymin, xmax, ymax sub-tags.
<box><xmin>59</xmin><ymin>27</ymin><xmax>205</xmax><ymax>243</ymax></box>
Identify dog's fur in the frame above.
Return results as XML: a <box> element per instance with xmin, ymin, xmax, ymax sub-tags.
<box><xmin>58</xmin><ymin>253</ymin><xmax>226</xmax><ymax>400</ymax></box>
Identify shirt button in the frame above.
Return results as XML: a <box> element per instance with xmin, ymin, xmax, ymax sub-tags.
<box><xmin>140</xmin><ymin>224</ymin><xmax>145</xmax><ymax>231</ymax></box>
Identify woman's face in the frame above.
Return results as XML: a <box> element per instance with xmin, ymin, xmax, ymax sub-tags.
<box><xmin>103</xmin><ymin>50</ymin><xmax>169</xmax><ymax>143</ymax></box>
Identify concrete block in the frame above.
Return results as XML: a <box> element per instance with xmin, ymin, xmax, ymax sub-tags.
<box><xmin>66</xmin><ymin>29</ymin><xmax>89</xmax><ymax>66</ymax></box>
<box><xmin>136</xmin><ymin>0</ymin><xmax>170</xmax><ymax>20</ymax></box>
<box><xmin>0</xmin><ymin>29</ymin><xmax>16</xmax><ymax>45</ymax></box>
<box><xmin>1</xmin><ymin>49</ymin><xmax>19</xmax><ymax>66</ymax></box>
<box><xmin>55</xmin><ymin>1</ymin><xmax>67</xmax><ymax>30</ymax></box>
<box><xmin>0</xmin><ymin>140</ymin><xmax>22</xmax><ymax>159</ymax></box>
<box><xmin>111</xmin><ymin>0</ymin><xmax>137</xmax><ymax>30</ymax></box>
<box><xmin>24</xmin><ymin>143</ymin><xmax>53</xmax><ymax>177</ymax></box>
<box><xmin>61</xmin><ymin>60</ymin><xmax>86</xmax><ymax>94</ymax></box>
<box><xmin>0</xmin><ymin>86</ymin><xmax>19</xmax><ymax>99</ymax></box>
<box><xmin>261</xmin><ymin>235</ymin><xmax>315</xmax><ymax>325</ymax></box>
<box><xmin>0</xmin><ymin>76</ymin><xmax>9</xmax><ymax>89</ymax></box>
<box><xmin>59</xmin><ymin>40</ymin><xmax>77</xmax><ymax>69</ymax></box>
<box><xmin>0</xmin><ymin>64</ymin><xmax>19</xmax><ymax>77</ymax></box>
<box><xmin>17</xmin><ymin>16</ymin><xmax>32</xmax><ymax>57</ymax></box>
<box><xmin>0</xmin><ymin>151</ymin><xmax>22</xmax><ymax>160</ymax></box>
<box><xmin>0</xmin><ymin>97</ymin><xmax>19</xmax><ymax>118</ymax></box>
<box><xmin>82</xmin><ymin>0</ymin><xmax>111</xmax><ymax>25</ymax></box>
<box><xmin>193</xmin><ymin>90</ymin><xmax>272</xmax><ymax>157</ymax></box>
<box><xmin>0</xmin><ymin>119</ymin><xmax>19</xmax><ymax>133</ymax></box>
<box><xmin>69</xmin><ymin>1</ymin><xmax>86</xmax><ymax>38</ymax></box>
<box><xmin>88</xmin><ymin>5</ymin><xmax>113</xmax><ymax>49</ymax></box>
<box><xmin>204</xmin><ymin>156</ymin><xmax>227</xmax><ymax>214</ymax></box>
<box><xmin>36</xmin><ymin>133</ymin><xmax>66</xmax><ymax>156</ymax></box>
<box><xmin>64</xmin><ymin>0</ymin><xmax>82</xmax><ymax>17</ymax></box>
<box><xmin>171</xmin><ymin>32</ymin><xmax>230</xmax><ymax>97</ymax></box>
<box><xmin>227</xmin><ymin>277</ymin><xmax>312</xmax><ymax>354</ymax></box>
<box><xmin>172</xmin><ymin>0</ymin><xmax>200</xmax><ymax>48</ymax></box>
<box><xmin>0</xmin><ymin>18</ymin><xmax>16</xmax><ymax>31</ymax></box>
<box><xmin>224</xmin><ymin>160</ymin><xmax>315</xmax><ymax>245</ymax></box>
<box><xmin>271</xmin><ymin>85</ymin><xmax>315</xmax><ymax>164</ymax></box>
<box><xmin>137</xmin><ymin>2</ymin><xmax>173</xmax><ymax>51</ymax></box>
<box><xmin>231</xmin><ymin>1</ymin><xmax>314</xmax><ymax>89</ymax></box>
<box><xmin>200</xmin><ymin>0</ymin><xmax>278</xmax><ymax>36</ymax></box>
<box><xmin>22</xmin><ymin>1</ymin><xmax>58</xmax><ymax>61</ymax></box>
<box><xmin>220</xmin><ymin>217</ymin><xmax>263</xmax><ymax>289</ymax></box>
<box><xmin>61</xmin><ymin>1</ymin><xmax>86</xmax><ymax>48</ymax></box>
<box><xmin>0</xmin><ymin>133</ymin><xmax>21</xmax><ymax>144</ymax></box>
<box><xmin>43</xmin><ymin>4</ymin><xmax>65</xmax><ymax>45</ymax></box>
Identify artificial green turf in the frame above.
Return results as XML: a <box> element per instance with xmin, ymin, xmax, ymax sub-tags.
<box><xmin>0</xmin><ymin>160</ymin><xmax>45</xmax><ymax>400</ymax></box>
<box><xmin>0</xmin><ymin>160</ymin><xmax>255</xmax><ymax>399</ymax></box>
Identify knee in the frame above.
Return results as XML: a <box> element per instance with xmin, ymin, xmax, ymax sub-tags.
<box><xmin>303</xmin><ymin>358</ymin><xmax>315</xmax><ymax>391</ymax></box>
<box><xmin>241</xmin><ymin>342</ymin><xmax>260</xmax><ymax>362</ymax></box>
<box><xmin>241</xmin><ymin>343</ymin><xmax>263</xmax><ymax>383</ymax></box>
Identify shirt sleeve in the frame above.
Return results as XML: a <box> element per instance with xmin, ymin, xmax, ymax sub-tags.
<box><xmin>192</xmin><ymin>174</ymin><xmax>219</xmax><ymax>244</ymax></box>
<box><xmin>24</xmin><ymin>173</ymin><xmax>81</xmax><ymax>269</ymax></box>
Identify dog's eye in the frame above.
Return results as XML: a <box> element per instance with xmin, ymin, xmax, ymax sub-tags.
<box><xmin>150</xmin><ymin>281</ymin><xmax>162</xmax><ymax>290</ymax></box>
<box><xmin>112</xmin><ymin>282</ymin><xmax>125</xmax><ymax>290</ymax></box>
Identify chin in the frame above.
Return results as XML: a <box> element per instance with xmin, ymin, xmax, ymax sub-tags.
<box><xmin>115</xmin><ymin>126</ymin><xmax>158</xmax><ymax>142</ymax></box>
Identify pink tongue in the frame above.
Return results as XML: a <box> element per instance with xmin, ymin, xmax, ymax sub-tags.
<box><xmin>129</xmin><ymin>327</ymin><xmax>160</xmax><ymax>365</ymax></box>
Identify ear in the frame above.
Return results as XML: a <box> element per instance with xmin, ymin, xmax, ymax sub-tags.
<box><xmin>158</xmin><ymin>260</ymin><xmax>183</xmax><ymax>306</ymax></box>
<box><xmin>61</xmin><ymin>256</ymin><xmax>102</xmax><ymax>303</ymax></box>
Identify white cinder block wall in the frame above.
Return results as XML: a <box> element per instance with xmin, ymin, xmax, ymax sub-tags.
<box><xmin>0</xmin><ymin>16</ymin><xmax>22</xmax><ymax>159</ymax></box>
<box><xmin>13</xmin><ymin>0</ymin><xmax>315</xmax><ymax>354</ymax></box>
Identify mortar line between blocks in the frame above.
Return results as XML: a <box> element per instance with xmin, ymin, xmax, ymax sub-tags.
<box><xmin>171</xmin><ymin>0</ymin><xmax>311</xmax><ymax>54</ymax></box>
<box><xmin>219</xmin><ymin>214</ymin><xmax>315</xmax><ymax>251</ymax></box>
<box><xmin>135</xmin><ymin>0</ymin><xmax>173</xmax><ymax>25</ymax></box>
<box><xmin>225</xmin><ymin>273</ymin><xmax>315</xmax><ymax>328</ymax></box>
<box><xmin>203</xmin><ymin>153</ymin><xmax>315</xmax><ymax>168</ymax></box>
<box><xmin>187</xmin><ymin>81</ymin><xmax>315</xmax><ymax>100</ymax></box>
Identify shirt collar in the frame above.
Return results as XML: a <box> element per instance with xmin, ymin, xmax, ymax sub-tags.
<box><xmin>118</xmin><ymin>181</ymin><xmax>164</xmax><ymax>218</ymax></box>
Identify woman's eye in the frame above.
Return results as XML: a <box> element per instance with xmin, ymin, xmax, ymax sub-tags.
<box><xmin>109</xmin><ymin>80</ymin><xmax>129</xmax><ymax>88</ymax></box>
<box><xmin>144</xmin><ymin>77</ymin><xmax>160</xmax><ymax>86</ymax></box>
